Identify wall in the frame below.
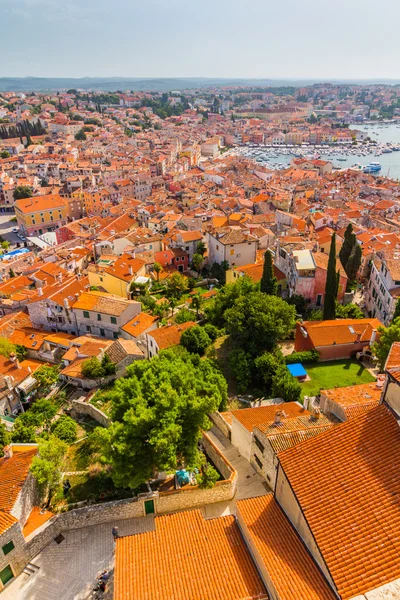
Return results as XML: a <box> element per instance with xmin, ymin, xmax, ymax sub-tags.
<box><xmin>70</xmin><ymin>399</ymin><xmax>111</xmax><ymax>427</ymax></box>
<box><xmin>251</xmin><ymin>428</ymin><xmax>277</xmax><ymax>488</ymax></box>
<box><xmin>382</xmin><ymin>379</ymin><xmax>400</xmax><ymax>418</ymax></box>
<box><xmin>208</xmin><ymin>412</ymin><xmax>232</xmax><ymax>440</ymax></box>
<box><xmin>231</xmin><ymin>416</ymin><xmax>252</xmax><ymax>461</ymax></box>
<box><xmin>11</xmin><ymin>474</ymin><xmax>40</xmax><ymax>527</ymax></box>
<box><xmin>274</xmin><ymin>464</ymin><xmax>335</xmax><ymax>588</ymax></box>
<box><xmin>0</xmin><ymin>523</ymin><xmax>28</xmax><ymax>590</ymax></box>
<box><xmin>319</xmin><ymin>393</ymin><xmax>347</xmax><ymax>422</ymax></box>
<box><xmin>317</xmin><ymin>342</ymin><xmax>368</xmax><ymax>361</ymax></box>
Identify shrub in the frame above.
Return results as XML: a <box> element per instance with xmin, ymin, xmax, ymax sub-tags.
<box><xmin>197</xmin><ymin>464</ymin><xmax>219</xmax><ymax>489</ymax></box>
<box><xmin>229</xmin><ymin>348</ymin><xmax>252</xmax><ymax>393</ymax></box>
<box><xmin>51</xmin><ymin>415</ymin><xmax>78</xmax><ymax>443</ymax></box>
<box><xmin>203</xmin><ymin>324</ymin><xmax>219</xmax><ymax>342</ymax></box>
<box><xmin>180</xmin><ymin>325</ymin><xmax>211</xmax><ymax>356</ymax></box>
<box><xmin>285</xmin><ymin>350</ymin><xmax>319</xmax><ymax>364</ymax></box>
<box><xmin>271</xmin><ymin>366</ymin><xmax>302</xmax><ymax>402</ymax></box>
<box><xmin>175</xmin><ymin>308</ymin><xmax>195</xmax><ymax>324</ymax></box>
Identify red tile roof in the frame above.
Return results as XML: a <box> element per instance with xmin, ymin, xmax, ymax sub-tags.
<box><xmin>278</xmin><ymin>404</ymin><xmax>400</xmax><ymax>599</ymax></box>
<box><xmin>237</xmin><ymin>495</ymin><xmax>335</xmax><ymax>600</ymax></box>
<box><xmin>0</xmin><ymin>447</ymin><xmax>37</xmax><ymax>534</ymax></box>
<box><xmin>301</xmin><ymin>318</ymin><xmax>382</xmax><ymax>347</ymax></box>
<box><xmin>114</xmin><ymin>509</ymin><xmax>269</xmax><ymax>600</ymax></box>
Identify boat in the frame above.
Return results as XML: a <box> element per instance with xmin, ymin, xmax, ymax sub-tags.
<box><xmin>363</xmin><ymin>162</ymin><xmax>382</xmax><ymax>173</ymax></box>
<box><xmin>337</xmin><ymin>157</ymin><xmax>347</xmax><ymax>162</ymax></box>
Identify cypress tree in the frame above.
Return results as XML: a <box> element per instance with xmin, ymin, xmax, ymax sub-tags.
<box><xmin>346</xmin><ymin>243</ymin><xmax>362</xmax><ymax>281</ymax></box>
<box><xmin>323</xmin><ymin>233</ymin><xmax>337</xmax><ymax>320</ymax></box>
<box><xmin>339</xmin><ymin>223</ymin><xmax>357</xmax><ymax>276</ymax></box>
<box><xmin>260</xmin><ymin>250</ymin><xmax>278</xmax><ymax>295</ymax></box>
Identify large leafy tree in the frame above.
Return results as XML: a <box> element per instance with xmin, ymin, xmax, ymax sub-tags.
<box><xmin>372</xmin><ymin>318</ymin><xmax>400</xmax><ymax>367</ymax></box>
<box><xmin>393</xmin><ymin>298</ymin><xmax>400</xmax><ymax>322</ymax></box>
<box><xmin>205</xmin><ymin>275</ymin><xmax>258</xmax><ymax>326</ymax></box>
<box><xmin>323</xmin><ymin>233</ymin><xmax>337</xmax><ymax>320</ymax></box>
<box><xmin>191</xmin><ymin>253</ymin><xmax>204</xmax><ymax>275</ymax></box>
<box><xmin>165</xmin><ymin>272</ymin><xmax>187</xmax><ymax>300</ymax></box>
<box><xmin>13</xmin><ymin>185</ymin><xmax>32</xmax><ymax>200</ymax></box>
<box><xmin>260</xmin><ymin>250</ymin><xmax>277</xmax><ymax>295</ymax></box>
<box><xmin>101</xmin><ymin>349</ymin><xmax>227</xmax><ymax>489</ymax></box>
<box><xmin>30</xmin><ymin>436</ymin><xmax>68</xmax><ymax>506</ymax></box>
<box><xmin>271</xmin><ymin>365</ymin><xmax>302</xmax><ymax>403</ymax></box>
<box><xmin>180</xmin><ymin>326</ymin><xmax>210</xmax><ymax>355</ymax></box>
<box><xmin>224</xmin><ymin>292</ymin><xmax>296</xmax><ymax>356</ymax></box>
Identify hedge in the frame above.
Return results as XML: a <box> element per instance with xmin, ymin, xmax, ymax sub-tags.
<box><xmin>285</xmin><ymin>350</ymin><xmax>319</xmax><ymax>364</ymax></box>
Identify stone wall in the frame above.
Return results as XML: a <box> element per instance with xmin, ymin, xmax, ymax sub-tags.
<box><xmin>209</xmin><ymin>411</ymin><xmax>232</xmax><ymax>439</ymax></box>
<box><xmin>70</xmin><ymin>399</ymin><xmax>111</xmax><ymax>427</ymax></box>
<box><xmin>201</xmin><ymin>431</ymin><xmax>234</xmax><ymax>481</ymax></box>
<box><xmin>0</xmin><ymin>523</ymin><xmax>27</xmax><ymax>590</ymax></box>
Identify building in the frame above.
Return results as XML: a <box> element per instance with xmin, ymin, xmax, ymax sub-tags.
<box><xmin>207</xmin><ymin>229</ymin><xmax>258</xmax><ymax>268</ymax></box>
<box><xmin>226</xmin><ymin>261</ymin><xmax>287</xmax><ymax>294</ymax></box>
<box><xmin>295</xmin><ymin>318</ymin><xmax>382</xmax><ymax>360</ymax></box>
<box><xmin>14</xmin><ymin>194</ymin><xmax>68</xmax><ymax>237</ymax></box>
<box><xmin>72</xmin><ymin>291</ymin><xmax>141</xmax><ymax>339</ymax></box>
<box><xmin>381</xmin><ymin>341</ymin><xmax>400</xmax><ymax>414</ymax></box>
<box><xmin>0</xmin><ymin>444</ymin><xmax>40</xmax><ymax>592</ymax></box>
<box><xmin>88</xmin><ymin>254</ymin><xmax>147</xmax><ymax>298</ymax></box>
<box><xmin>114</xmin><ymin>509</ymin><xmax>268</xmax><ymax>600</ymax></box>
<box><xmin>365</xmin><ymin>253</ymin><xmax>400</xmax><ymax>325</ymax></box>
<box><xmin>146</xmin><ymin>322</ymin><xmax>195</xmax><ymax>358</ymax></box>
<box><xmin>319</xmin><ymin>381</ymin><xmax>382</xmax><ymax>421</ymax></box>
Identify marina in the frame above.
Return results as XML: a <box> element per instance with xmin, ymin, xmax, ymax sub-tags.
<box><xmin>234</xmin><ymin>122</ymin><xmax>400</xmax><ymax>179</ymax></box>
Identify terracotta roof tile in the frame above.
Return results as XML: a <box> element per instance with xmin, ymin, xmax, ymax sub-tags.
<box><xmin>0</xmin><ymin>448</ymin><xmax>37</xmax><ymax>533</ymax></box>
<box><xmin>148</xmin><ymin>321</ymin><xmax>195</xmax><ymax>350</ymax></box>
<box><xmin>114</xmin><ymin>509</ymin><xmax>269</xmax><ymax>600</ymax></box>
<box><xmin>278</xmin><ymin>404</ymin><xmax>400</xmax><ymax>599</ymax></box>
<box><xmin>231</xmin><ymin>403</ymin><xmax>307</xmax><ymax>433</ymax></box>
<box><xmin>237</xmin><ymin>495</ymin><xmax>335</xmax><ymax>600</ymax></box>
<box><xmin>301</xmin><ymin>318</ymin><xmax>382</xmax><ymax>347</ymax></box>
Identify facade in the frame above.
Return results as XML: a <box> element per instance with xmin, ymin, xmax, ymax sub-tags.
<box><xmin>207</xmin><ymin>229</ymin><xmax>258</xmax><ymax>268</ymax></box>
<box><xmin>72</xmin><ymin>291</ymin><xmax>141</xmax><ymax>339</ymax></box>
<box><xmin>365</xmin><ymin>255</ymin><xmax>400</xmax><ymax>325</ymax></box>
<box><xmin>14</xmin><ymin>194</ymin><xmax>68</xmax><ymax>236</ymax></box>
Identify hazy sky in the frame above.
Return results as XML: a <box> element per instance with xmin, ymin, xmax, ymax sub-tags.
<box><xmin>1</xmin><ymin>0</ymin><xmax>400</xmax><ymax>79</ymax></box>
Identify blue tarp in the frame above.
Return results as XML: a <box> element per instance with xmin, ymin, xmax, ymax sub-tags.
<box><xmin>287</xmin><ymin>363</ymin><xmax>307</xmax><ymax>378</ymax></box>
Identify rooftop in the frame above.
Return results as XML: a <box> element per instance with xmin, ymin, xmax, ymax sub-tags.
<box><xmin>114</xmin><ymin>509</ymin><xmax>269</xmax><ymax>600</ymax></box>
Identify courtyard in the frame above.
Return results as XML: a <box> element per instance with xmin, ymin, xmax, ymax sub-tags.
<box><xmin>300</xmin><ymin>359</ymin><xmax>376</xmax><ymax>399</ymax></box>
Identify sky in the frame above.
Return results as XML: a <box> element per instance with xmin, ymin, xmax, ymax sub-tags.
<box><xmin>1</xmin><ymin>0</ymin><xmax>400</xmax><ymax>80</ymax></box>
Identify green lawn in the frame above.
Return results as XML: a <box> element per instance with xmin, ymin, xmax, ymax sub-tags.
<box><xmin>300</xmin><ymin>360</ymin><xmax>375</xmax><ymax>398</ymax></box>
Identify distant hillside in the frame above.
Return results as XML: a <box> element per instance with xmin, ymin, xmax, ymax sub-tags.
<box><xmin>1</xmin><ymin>77</ymin><xmax>400</xmax><ymax>93</ymax></box>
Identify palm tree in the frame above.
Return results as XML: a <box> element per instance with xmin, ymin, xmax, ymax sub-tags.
<box><xmin>191</xmin><ymin>295</ymin><xmax>202</xmax><ymax>320</ymax></box>
<box><xmin>153</xmin><ymin>262</ymin><xmax>161</xmax><ymax>282</ymax></box>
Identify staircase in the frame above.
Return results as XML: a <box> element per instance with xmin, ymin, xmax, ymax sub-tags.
<box><xmin>22</xmin><ymin>563</ymin><xmax>40</xmax><ymax>578</ymax></box>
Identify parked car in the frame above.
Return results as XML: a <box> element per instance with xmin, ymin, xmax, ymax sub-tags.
<box><xmin>12</xmin><ymin>228</ymin><xmax>18</xmax><ymax>233</ymax></box>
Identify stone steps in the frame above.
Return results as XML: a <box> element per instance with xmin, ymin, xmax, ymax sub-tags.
<box><xmin>22</xmin><ymin>563</ymin><xmax>40</xmax><ymax>577</ymax></box>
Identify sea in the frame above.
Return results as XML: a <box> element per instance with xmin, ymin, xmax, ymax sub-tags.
<box><xmin>239</xmin><ymin>123</ymin><xmax>400</xmax><ymax>181</ymax></box>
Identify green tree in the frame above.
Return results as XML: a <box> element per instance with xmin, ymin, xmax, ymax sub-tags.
<box><xmin>81</xmin><ymin>356</ymin><xmax>105</xmax><ymax>379</ymax></box>
<box><xmin>75</xmin><ymin>129</ymin><xmax>87</xmax><ymax>141</ymax></box>
<box><xmin>51</xmin><ymin>415</ymin><xmax>77</xmax><ymax>443</ymax></box>
<box><xmin>34</xmin><ymin>365</ymin><xmax>59</xmax><ymax>390</ymax></box>
<box><xmin>393</xmin><ymin>298</ymin><xmax>400</xmax><ymax>322</ymax></box>
<box><xmin>0</xmin><ymin>151</ymin><xmax>10</xmax><ymax>159</ymax></box>
<box><xmin>100</xmin><ymin>349</ymin><xmax>227</xmax><ymax>489</ymax></box>
<box><xmin>9</xmin><ymin>268</ymin><xmax>15</xmax><ymax>278</ymax></box>
<box><xmin>309</xmin><ymin>309</ymin><xmax>323</xmax><ymax>321</ymax></box>
<box><xmin>196</xmin><ymin>241</ymin><xmax>206</xmax><ymax>257</ymax></box>
<box><xmin>335</xmin><ymin>302</ymin><xmax>364</xmax><ymax>319</ymax></box>
<box><xmin>224</xmin><ymin>292</ymin><xmax>296</xmax><ymax>356</ymax></box>
<box><xmin>30</xmin><ymin>436</ymin><xmax>68</xmax><ymax>506</ymax></box>
<box><xmin>271</xmin><ymin>366</ymin><xmax>302</xmax><ymax>402</ymax></box>
<box><xmin>229</xmin><ymin>348</ymin><xmax>252</xmax><ymax>393</ymax></box>
<box><xmin>175</xmin><ymin>308</ymin><xmax>195</xmax><ymax>324</ymax></box>
<box><xmin>11</xmin><ymin>419</ymin><xmax>37</xmax><ymax>443</ymax></box>
<box><xmin>254</xmin><ymin>351</ymin><xmax>285</xmax><ymax>392</ymax></box>
<box><xmin>345</xmin><ymin>243</ymin><xmax>362</xmax><ymax>281</ymax></box>
<box><xmin>286</xmin><ymin>294</ymin><xmax>307</xmax><ymax>315</ymax></box>
<box><xmin>165</xmin><ymin>272</ymin><xmax>187</xmax><ymax>300</ymax></box>
<box><xmin>260</xmin><ymin>250</ymin><xmax>277</xmax><ymax>295</ymax></box>
<box><xmin>197</xmin><ymin>463</ymin><xmax>219</xmax><ymax>489</ymax></box>
<box><xmin>192</xmin><ymin>253</ymin><xmax>204</xmax><ymax>275</ymax></box>
<box><xmin>13</xmin><ymin>185</ymin><xmax>32</xmax><ymax>200</ymax></box>
<box><xmin>153</xmin><ymin>262</ymin><xmax>162</xmax><ymax>282</ymax></box>
<box><xmin>203</xmin><ymin>324</ymin><xmax>219</xmax><ymax>342</ymax></box>
<box><xmin>339</xmin><ymin>224</ymin><xmax>355</xmax><ymax>270</ymax></box>
<box><xmin>0</xmin><ymin>422</ymin><xmax>10</xmax><ymax>456</ymax></box>
<box><xmin>323</xmin><ymin>233</ymin><xmax>337</xmax><ymax>320</ymax></box>
<box><xmin>372</xmin><ymin>317</ymin><xmax>400</xmax><ymax>367</ymax></box>
<box><xmin>1</xmin><ymin>241</ymin><xmax>10</xmax><ymax>251</ymax></box>
<box><xmin>205</xmin><ymin>276</ymin><xmax>258</xmax><ymax>327</ymax></box>
<box><xmin>180</xmin><ymin>325</ymin><xmax>211</xmax><ymax>355</ymax></box>
<box><xmin>0</xmin><ymin>338</ymin><xmax>16</xmax><ymax>358</ymax></box>
<box><xmin>30</xmin><ymin>398</ymin><xmax>58</xmax><ymax>432</ymax></box>
<box><xmin>191</xmin><ymin>295</ymin><xmax>202</xmax><ymax>320</ymax></box>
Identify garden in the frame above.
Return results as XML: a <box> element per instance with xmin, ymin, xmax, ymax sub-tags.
<box><xmin>299</xmin><ymin>359</ymin><xmax>376</xmax><ymax>399</ymax></box>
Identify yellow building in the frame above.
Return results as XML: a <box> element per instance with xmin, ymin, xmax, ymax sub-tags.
<box><xmin>88</xmin><ymin>253</ymin><xmax>147</xmax><ymax>298</ymax></box>
<box><xmin>14</xmin><ymin>194</ymin><xmax>68</xmax><ymax>236</ymax></box>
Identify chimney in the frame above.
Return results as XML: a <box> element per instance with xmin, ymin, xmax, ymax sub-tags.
<box><xmin>312</xmin><ymin>407</ymin><xmax>321</xmax><ymax>420</ymax></box>
<box><xmin>15</xmin><ymin>358</ymin><xmax>21</xmax><ymax>370</ymax></box>
<box><xmin>4</xmin><ymin>375</ymin><xmax>12</xmax><ymax>390</ymax></box>
<box><xmin>9</xmin><ymin>352</ymin><xmax>16</xmax><ymax>363</ymax></box>
<box><xmin>274</xmin><ymin>410</ymin><xmax>283</xmax><ymax>425</ymax></box>
<box><xmin>63</xmin><ymin>298</ymin><xmax>70</xmax><ymax>309</ymax></box>
<box><xmin>129</xmin><ymin>265</ymin><xmax>133</xmax><ymax>276</ymax></box>
<box><xmin>57</xmin><ymin>272</ymin><xmax>63</xmax><ymax>283</ymax></box>
<box><xmin>3</xmin><ymin>445</ymin><xmax>12</xmax><ymax>459</ymax></box>
<box><xmin>38</xmin><ymin>286</ymin><xmax>43</xmax><ymax>296</ymax></box>
<box><xmin>370</xmin><ymin>329</ymin><xmax>377</xmax><ymax>344</ymax></box>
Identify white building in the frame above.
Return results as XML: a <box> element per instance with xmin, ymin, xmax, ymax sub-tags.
<box><xmin>365</xmin><ymin>253</ymin><xmax>400</xmax><ymax>324</ymax></box>
<box><xmin>207</xmin><ymin>228</ymin><xmax>258</xmax><ymax>267</ymax></box>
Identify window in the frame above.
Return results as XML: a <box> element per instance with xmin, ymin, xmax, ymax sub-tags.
<box><xmin>2</xmin><ymin>541</ymin><xmax>14</xmax><ymax>556</ymax></box>
<box><xmin>230</xmin><ymin>249</ymin><xmax>234</xmax><ymax>256</ymax></box>
<box><xmin>253</xmin><ymin>455</ymin><xmax>263</xmax><ymax>470</ymax></box>
<box><xmin>86</xmin><ymin>325</ymin><xmax>91</xmax><ymax>333</ymax></box>
<box><xmin>97</xmin><ymin>314</ymin><xmax>101</xmax><ymax>321</ymax></box>
<box><xmin>113</xmin><ymin>332</ymin><xmax>118</xmax><ymax>339</ymax></box>
<box><xmin>0</xmin><ymin>565</ymin><xmax>14</xmax><ymax>586</ymax></box>
<box><xmin>100</xmin><ymin>328</ymin><xmax>105</xmax><ymax>337</ymax></box>
<box><xmin>110</xmin><ymin>316</ymin><xmax>117</xmax><ymax>325</ymax></box>
<box><xmin>254</xmin><ymin>436</ymin><xmax>264</xmax><ymax>454</ymax></box>
<box><xmin>216</xmin><ymin>245</ymin><xmax>219</xmax><ymax>251</ymax></box>
<box><xmin>83</xmin><ymin>311</ymin><xmax>89</xmax><ymax>318</ymax></box>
